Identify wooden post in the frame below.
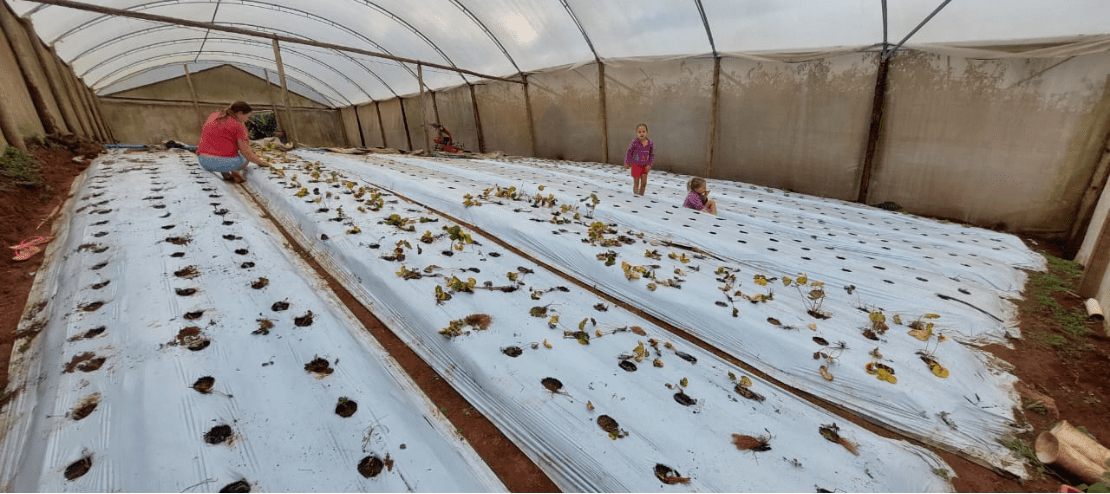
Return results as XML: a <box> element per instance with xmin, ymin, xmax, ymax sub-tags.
<box><xmin>522</xmin><ymin>74</ymin><xmax>536</xmax><ymax>157</ymax></box>
<box><xmin>375</xmin><ymin>101</ymin><xmax>387</xmax><ymax>148</ymax></box>
<box><xmin>263</xmin><ymin>69</ymin><xmax>281</xmax><ymax>132</ymax></box>
<box><xmin>51</xmin><ymin>50</ymin><xmax>92</xmax><ymax>136</ymax></box>
<box><xmin>418</xmin><ymin>63</ymin><xmax>430</xmax><ymax>154</ymax></box>
<box><xmin>25</xmin><ymin>25</ymin><xmax>78</xmax><ymax>134</ymax></box>
<box><xmin>705</xmin><ymin>56</ymin><xmax>721</xmax><ymax>177</ymax></box>
<box><xmin>597</xmin><ymin>61</ymin><xmax>608</xmax><ymax>163</ymax></box>
<box><xmin>271</xmin><ymin>39</ymin><xmax>298</xmax><ymax>146</ymax></box>
<box><xmin>856</xmin><ymin>53</ymin><xmax>891</xmax><ymax>204</ymax></box>
<box><xmin>353</xmin><ymin>105</ymin><xmax>365</xmax><ymax>147</ymax></box>
<box><xmin>1078</xmin><ymin>204</ymin><xmax>1110</xmax><ymax>298</ymax></box>
<box><xmin>182</xmin><ymin>64</ymin><xmax>204</xmax><ymax>124</ymax></box>
<box><xmin>468</xmin><ymin>83</ymin><xmax>485</xmax><ymax>153</ymax></box>
<box><xmin>399</xmin><ymin>97</ymin><xmax>413</xmax><ymax>151</ymax></box>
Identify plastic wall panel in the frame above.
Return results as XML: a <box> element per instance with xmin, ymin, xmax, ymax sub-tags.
<box><xmin>604</xmin><ymin>58</ymin><xmax>715</xmax><ymax>177</ymax></box>
<box><xmin>528</xmin><ymin>64</ymin><xmax>603</xmax><ymax>163</ymax></box>
<box><xmin>355</xmin><ymin>103</ymin><xmax>385</xmax><ymax>148</ymax></box>
<box><xmin>377</xmin><ymin>98</ymin><xmax>410</xmax><ymax>151</ymax></box>
<box><xmin>872</xmin><ymin>50</ymin><xmax>1110</xmax><ymax>234</ymax></box>
<box><xmin>431</xmin><ymin>85</ymin><xmax>479</xmax><ymax>154</ymax></box>
<box><xmin>339</xmin><ymin>106</ymin><xmax>360</xmax><ymax>147</ymax></box>
<box><xmin>472</xmin><ymin>80</ymin><xmax>531</xmax><ymax>157</ymax></box>
<box><xmin>402</xmin><ymin>95</ymin><xmax>430</xmax><ymax>152</ymax></box>
<box><xmin>1</xmin><ymin>4</ymin><xmax>66</xmax><ymax>133</ymax></box>
<box><xmin>713</xmin><ymin>52</ymin><xmax>876</xmax><ymax>200</ymax></box>
<box><xmin>289</xmin><ymin>108</ymin><xmax>345</xmax><ymax>147</ymax></box>
<box><xmin>0</xmin><ymin>20</ymin><xmax>44</xmax><ymax>138</ymax></box>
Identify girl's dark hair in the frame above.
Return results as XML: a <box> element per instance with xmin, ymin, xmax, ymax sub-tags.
<box><xmin>219</xmin><ymin>101</ymin><xmax>253</xmax><ymax>120</ymax></box>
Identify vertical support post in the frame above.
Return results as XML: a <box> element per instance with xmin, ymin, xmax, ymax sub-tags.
<box><xmin>52</xmin><ymin>50</ymin><xmax>92</xmax><ymax>136</ymax></box>
<box><xmin>597</xmin><ymin>61</ymin><xmax>609</xmax><ymax>163</ymax></box>
<box><xmin>0</xmin><ymin>4</ymin><xmax>58</xmax><ymax>134</ymax></box>
<box><xmin>182</xmin><ymin>64</ymin><xmax>204</xmax><ymax>124</ymax></box>
<box><xmin>856</xmin><ymin>53</ymin><xmax>890</xmax><ymax>204</ymax></box>
<box><xmin>354</xmin><ymin>105</ymin><xmax>366</xmax><ymax>147</ymax></box>
<box><xmin>522</xmin><ymin>73</ymin><xmax>536</xmax><ymax>157</ymax></box>
<box><xmin>468</xmin><ymin>83</ymin><xmax>485</xmax><ymax>153</ymax></box>
<box><xmin>705</xmin><ymin>56</ymin><xmax>721</xmax><ymax>177</ymax></box>
<box><xmin>271</xmin><ymin>39</ymin><xmax>298</xmax><ymax>146</ymax></box>
<box><xmin>23</xmin><ymin>18</ymin><xmax>77</xmax><ymax>134</ymax></box>
<box><xmin>399</xmin><ymin>97</ymin><xmax>413</xmax><ymax>151</ymax></box>
<box><xmin>418</xmin><ymin>63</ymin><xmax>430</xmax><ymax>153</ymax></box>
<box><xmin>1079</xmin><ymin>206</ymin><xmax>1110</xmax><ymax>298</ymax></box>
<box><xmin>375</xmin><ymin>101</ymin><xmax>387</xmax><ymax>148</ymax></box>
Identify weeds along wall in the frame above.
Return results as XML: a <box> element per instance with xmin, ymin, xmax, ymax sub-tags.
<box><xmin>0</xmin><ymin>1</ymin><xmax>108</xmax><ymax>150</ymax></box>
<box><xmin>356</xmin><ymin>46</ymin><xmax>1110</xmax><ymax>242</ymax></box>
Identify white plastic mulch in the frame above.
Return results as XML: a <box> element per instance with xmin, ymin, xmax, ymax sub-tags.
<box><xmin>0</xmin><ymin>146</ymin><xmax>1045</xmax><ymax>492</ymax></box>
<box><xmin>238</xmin><ymin>151</ymin><xmax>956</xmax><ymax>491</ymax></box>
<box><xmin>278</xmin><ymin>150</ymin><xmax>1042</xmax><ymax>479</ymax></box>
<box><xmin>0</xmin><ymin>153</ymin><xmax>504</xmax><ymax>492</ymax></box>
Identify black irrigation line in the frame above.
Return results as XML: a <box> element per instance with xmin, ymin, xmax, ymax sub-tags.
<box><xmin>234</xmin><ymin>157</ymin><xmax>1021</xmax><ymax>479</ymax></box>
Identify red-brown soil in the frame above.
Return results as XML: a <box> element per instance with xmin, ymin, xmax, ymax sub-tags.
<box><xmin>1</xmin><ymin>141</ymin><xmax>1108</xmax><ymax>492</ymax></box>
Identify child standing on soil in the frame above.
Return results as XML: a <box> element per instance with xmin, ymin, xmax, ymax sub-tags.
<box><xmin>623</xmin><ymin>123</ymin><xmax>654</xmax><ymax>196</ymax></box>
<box><xmin>683</xmin><ymin>177</ymin><xmax>718</xmax><ymax>215</ymax></box>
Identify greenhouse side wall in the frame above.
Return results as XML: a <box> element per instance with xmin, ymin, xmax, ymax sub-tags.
<box><xmin>0</xmin><ymin>12</ymin><xmax>45</xmax><ymax>143</ymax></box>
<box><xmin>431</xmin><ymin>85</ymin><xmax>480</xmax><ymax>154</ymax></box>
<box><xmin>528</xmin><ymin>63</ymin><xmax>605</xmax><ymax>163</ymax></box>
<box><xmin>355</xmin><ymin>103</ymin><xmax>384</xmax><ymax>149</ymax></box>
<box><xmin>604</xmin><ymin>57</ymin><xmax>715</xmax><ymax>177</ymax></box>
<box><xmin>713</xmin><ymin>52</ymin><xmax>876</xmax><ymax>200</ymax></box>
<box><xmin>340</xmin><ymin>106</ymin><xmax>360</xmax><ymax>147</ymax></box>
<box><xmin>872</xmin><ymin>49</ymin><xmax>1110</xmax><ymax>236</ymax></box>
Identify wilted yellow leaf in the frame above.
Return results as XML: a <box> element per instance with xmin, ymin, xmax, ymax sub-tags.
<box><xmin>586</xmin><ymin>401</ymin><xmax>594</xmax><ymax>411</ymax></box>
<box><xmin>796</xmin><ymin>276</ymin><xmax>808</xmax><ymax>285</ymax></box>
<box><xmin>808</xmin><ymin>323</ymin><xmax>818</xmax><ymax>331</ymax></box>
<box><xmin>931</xmin><ymin>363</ymin><xmax>949</xmax><ymax>378</ymax></box>
<box><xmin>680</xmin><ymin>377</ymin><xmax>688</xmax><ymax>388</ymax></box>
<box><xmin>653</xmin><ymin>358</ymin><xmax>664</xmax><ymax>368</ymax></box>
<box><xmin>739</xmin><ymin>376</ymin><xmax>753</xmax><ymax>388</ymax></box>
<box><xmin>908</xmin><ymin>328</ymin><xmax>932</xmax><ymax>341</ymax></box>
<box><xmin>543</xmin><ymin>338</ymin><xmax>552</xmax><ymax>349</ymax></box>
<box><xmin>819</xmin><ymin>365</ymin><xmax>833</xmax><ymax>381</ymax></box>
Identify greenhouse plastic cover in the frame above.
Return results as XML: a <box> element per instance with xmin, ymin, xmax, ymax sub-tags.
<box><xmin>0</xmin><ymin>149</ymin><xmax>971</xmax><ymax>492</ymax></box>
<box><xmin>8</xmin><ymin>0</ymin><xmax>1110</xmax><ymax>105</ymax></box>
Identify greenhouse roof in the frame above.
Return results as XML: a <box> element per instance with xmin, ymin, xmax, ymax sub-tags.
<box><xmin>9</xmin><ymin>0</ymin><xmax>1110</xmax><ymax>106</ymax></box>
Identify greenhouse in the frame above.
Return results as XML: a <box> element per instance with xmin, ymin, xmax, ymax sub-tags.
<box><xmin>1</xmin><ymin>1</ymin><xmax>1110</xmax><ymax>492</ymax></box>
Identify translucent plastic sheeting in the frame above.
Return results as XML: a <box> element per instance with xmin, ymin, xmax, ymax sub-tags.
<box><xmin>0</xmin><ymin>152</ymin><xmax>504</xmax><ymax>492</ymax></box>
<box><xmin>11</xmin><ymin>0</ymin><xmax>1110</xmax><ymax>105</ymax></box>
<box><xmin>242</xmin><ymin>151</ymin><xmax>954</xmax><ymax>492</ymax></box>
<box><xmin>300</xmin><ymin>151</ymin><xmax>1043</xmax><ymax>477</ymax></box>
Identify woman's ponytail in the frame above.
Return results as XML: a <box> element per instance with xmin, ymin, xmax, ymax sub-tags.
<box><xmin>218</xmin><ymin>101</ymin><xmax>253</xmax><ymax>120</ymax></box>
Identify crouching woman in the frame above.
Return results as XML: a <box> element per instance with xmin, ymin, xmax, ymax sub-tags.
<box><xmin>196</xmin><ymin>101</ymin><xmax>268</xmax><ymax>183</ymax></box>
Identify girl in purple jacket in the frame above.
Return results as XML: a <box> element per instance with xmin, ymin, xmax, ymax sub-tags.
<box><xmin>623</xmin><ymin>123</ymin><xmax>654</xmax><ymax>195</ymax></box>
